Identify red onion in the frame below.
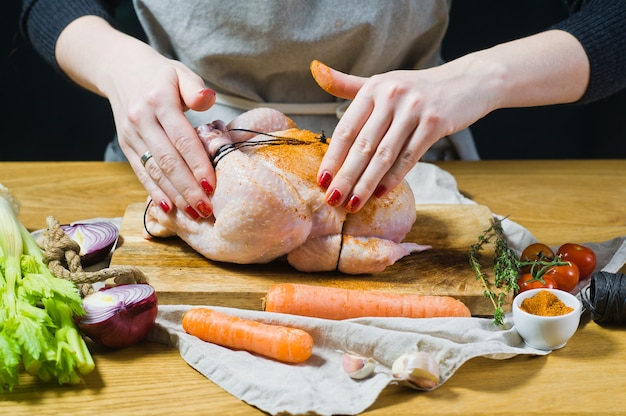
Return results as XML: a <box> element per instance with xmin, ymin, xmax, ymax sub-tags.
<box><xmin>77</xmin><ymin>284</ymin><xmax>158</xmax><ymax>349</ymax></box>
<box><xmin>61</xmin><ymin>221</ymin><xmax>119</xmax><ymax>267</ymax></box>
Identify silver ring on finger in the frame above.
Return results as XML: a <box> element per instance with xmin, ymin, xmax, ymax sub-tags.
<box><xmin>140</xmin><ymin>151</ymin><xmax>153</xmax><ymax>167</ymax></box>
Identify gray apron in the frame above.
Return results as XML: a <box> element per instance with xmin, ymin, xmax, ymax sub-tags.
<box><xmin>107</xmin><ymin>0</ymin><xmax>479</xmax><ymax>161</ymax></box>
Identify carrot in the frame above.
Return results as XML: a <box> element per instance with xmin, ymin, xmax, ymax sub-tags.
<box><xmin>265</xmin><ymin>283</ymin><xmax>471</xmax><ymax>319</ymax></box>
<box><xmin>182</xmin><ymin>307</ymin><xmax>314</xmax><ymax>364</ymax></box>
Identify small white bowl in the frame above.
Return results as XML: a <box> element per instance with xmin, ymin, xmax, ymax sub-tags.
<box><xmin>512</xmin><ymin>288</ymin><xmax>582</xmax><ymax>350</ymax></box>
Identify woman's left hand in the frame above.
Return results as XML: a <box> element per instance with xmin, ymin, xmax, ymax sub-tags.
<box><xmin>311</xmin><ymin>60</ymin><xmax>491</xmax><ymax>213</ymax></box>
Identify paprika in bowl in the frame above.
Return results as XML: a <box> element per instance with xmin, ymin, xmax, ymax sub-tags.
<box><xmin>512</xmin><ymin>288</ymin><xmax>582</xmax><ymax>350</ymax></box>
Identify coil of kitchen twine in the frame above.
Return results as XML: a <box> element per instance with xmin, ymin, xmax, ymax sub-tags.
<box><xmin>581</xmin><ymin>271</ymin><xmax>626</xmax><ymax>324</ymax></box>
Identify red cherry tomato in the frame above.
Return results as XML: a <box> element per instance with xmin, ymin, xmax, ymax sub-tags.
<box><xmin>519</xmin><ymin>243</ymin><xmax>555</xmax><ymax>274</ymax></box>
<box><xmin>556</xmin><ymin>243</ymin><xmax>597</xmax><ymax>280</ymax></box>
<box><xmin>517</xmin><ymin>273</ymin><xmax>558</xmax><ymax>294</ymax></box>
<box><xmin>544</xmin><ymin>263</ymin><xmax>580</xmax><ymax>292</ymax></box>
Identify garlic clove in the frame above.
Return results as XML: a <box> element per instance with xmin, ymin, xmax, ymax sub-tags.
<box><xmin>341</xmin><ymin>351</ymin><xmax>377</xmax><ymax>380</ymax></box>
<box><xmin>391</xmin><ymin>351</ymin><xmax>440</xmax><ymax>390</ymax></box>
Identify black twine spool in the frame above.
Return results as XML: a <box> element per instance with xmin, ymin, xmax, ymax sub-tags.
<box><xmin>581</xmin><ymin>271</ymin><xmax>626</xmax><ymax>324</ymax></box>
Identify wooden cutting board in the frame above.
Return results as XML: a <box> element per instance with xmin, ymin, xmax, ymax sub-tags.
<box><xmin>110</xmin><ymin>203</ymin><xmax>510</xmax><ymax>316</ymax></box>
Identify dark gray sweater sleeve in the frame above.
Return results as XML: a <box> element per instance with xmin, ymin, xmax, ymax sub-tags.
<box><xmin>551</xmin><ymin>0</ymin><xmax>626</xmax><ymax>103</ymax></box>
<box><xmin>19</xmin><ymin>0</ymin><xmax>117</xmax><ymax>71</ymax></box>
<box><xmin>20</xmin><ymin>0</ymin><xmax>626</xmax><ymax>103</ymax></box>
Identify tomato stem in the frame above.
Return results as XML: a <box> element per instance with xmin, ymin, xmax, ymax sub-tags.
<box><xmin>519</xmin><ymin>257</ymin><xmax>571</xmax><ymax>282</ymax></box>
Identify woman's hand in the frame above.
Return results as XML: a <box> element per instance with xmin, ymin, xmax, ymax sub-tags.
<box><xmin>107</xmin><ymin>50</ymin><xmax>217</xmax><ymax>220</ymax></box>
<box><xmin>56</xmin><ymin>16</ymin><xmax>216</xmax><ymax>219</ymax></box>
<box><xmin>312</xmin><ymin>29</ymin><xmax>588</xmax><ymax>213</ymax></box>
<box><xmin>311</xmin><ymin>60</ymin><xmax>491</xmax><ymax>213</ymax></box>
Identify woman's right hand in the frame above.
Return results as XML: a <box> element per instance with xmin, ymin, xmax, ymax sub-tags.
<box><xmin>56</xmin><ymin>16</ymin><xmax>216</xmax><ymax>219</ymax></box>
<box><xmin>311</xmin><ymin>29</ymin><xmax>589</xmax><ymax>213</ymax></box>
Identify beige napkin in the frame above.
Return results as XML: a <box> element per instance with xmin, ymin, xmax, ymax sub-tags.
<box><xmin>149</xmin><ymin>306</ymin><xmax>547</xmax><ymax>416</ymax></box>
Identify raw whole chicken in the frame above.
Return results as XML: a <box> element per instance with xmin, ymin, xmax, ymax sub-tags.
<box><xmin>144</xmin><ymin>108</ymin><xmax>430</xmax><ymax>274</ymax></box>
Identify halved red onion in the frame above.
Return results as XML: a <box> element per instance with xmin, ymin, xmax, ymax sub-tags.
<box><xmin>77</xmin><ymin>284</ymin><xmax>158</xmax><ymax>349</ymax></box>
<box><xmin>61</xmin><ymin>221</ymin><xmax>119</xmax><ymax>267</ymax></box>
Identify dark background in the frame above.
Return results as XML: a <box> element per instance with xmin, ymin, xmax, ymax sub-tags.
<box><xmin>3</xmin><ymin>0</ymin><xmax>626</xmax><ymax>161</ymax></box>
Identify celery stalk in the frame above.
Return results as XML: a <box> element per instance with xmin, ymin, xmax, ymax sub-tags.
<box><xmin>0</xmin><ymin>184</ymin><xmax>95</xmax><ymax>392</ymax></box>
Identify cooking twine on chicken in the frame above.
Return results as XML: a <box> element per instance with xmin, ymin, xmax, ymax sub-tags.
<box><xmin>37</xmin><ymin>216</ymin><xmax>147</xmax><ymax>296</ymax></box>
<box><xmin>210</xmin><ymin>128</ymin><xmax>327</xmax><ymax>166</ymax></box>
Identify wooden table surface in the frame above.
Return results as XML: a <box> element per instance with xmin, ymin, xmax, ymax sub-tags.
<box><xmin>1</xmin><ymin>160</ymin><xmax>625</xmax><ymax>415</ymax></box>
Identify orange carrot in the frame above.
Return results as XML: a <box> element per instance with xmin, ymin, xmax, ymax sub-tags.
<box><xmin>265</xmin><ymin>283</ymin><xmax>471</xmax><ymax>319</ymax></box>
<box><xmin>182</xmin><ymin>307</ymin><xmax>314</xmax><ymax>364</ymax></box>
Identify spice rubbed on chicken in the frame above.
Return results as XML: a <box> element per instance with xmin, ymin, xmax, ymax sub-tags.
<box><xmin>144</xmin><ymin>108</ymin><xmax>431</xmax><ymax>274</ymax></box>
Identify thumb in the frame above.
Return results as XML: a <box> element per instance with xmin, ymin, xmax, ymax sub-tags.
<box><xmin>177</xmin><ymin>68</ymin><xmax>216</xmax><ymax>112</ymax></box>
<box><xmin>310</xmin><ymin>60</ymin><xmax>367</xmax><ymax>100</ymax></box>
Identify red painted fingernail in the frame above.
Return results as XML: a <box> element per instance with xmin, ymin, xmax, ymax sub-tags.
<box><xmin>200</xmin><ymin>178</ymin><xmax>214</xmax><ymax>195</ymax></box>
<box><xmin>326</xmin><ymin>189</ymin><xmax>342</xmax><ymax>206</ymax></box>
<box><xmin>196</xmin><ymin>201</ymin><xmax>212</xmax><ymax>217</ymax></box>
<box><xmin>318</xmin><ymin>171</ymin><xmax>332</xmax><ymax>189</ymax></box>
<box><xmin>374</xmin><ymin>185</ymin><xmax>387</xmax><ymax>198</ymax></box>
<box><xmin>199</xmin><ymin>88</ymin><xmax>216</xmax><ymax>98</ymax></box>
<box><xmin>345</xmin><ymin>195</ymin><xmax>361</xmax><ymax>213</ymax></box>
<box><xmin>159</xmin><ymin>200</ymin><xmax>171</xmax><ymax>213</ymax></box>
<box><xmin>185</xmin><ymin>205</ymin><xmax>200</xmax><ymax>220</ymax></box>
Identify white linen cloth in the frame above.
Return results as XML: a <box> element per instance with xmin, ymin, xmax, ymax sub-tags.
<box><xmin>150</xmin><ymin>306</ymin><xmax>544</xmax><ymax>416</ymax></box>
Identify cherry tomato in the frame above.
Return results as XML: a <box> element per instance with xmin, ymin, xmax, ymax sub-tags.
<box><xmin>520</xmin><ymin>243</ymin><xmax>555</xmax><ymax>274</ymax></box>
<box><xmin>544</xmin><ymin>263</ymin><xmax>580</xmax><ymax>292</ymax></box>
<box><xmin>556</xmin><ymin>243</ymin><xmax>597</xmax><ymax>280</ymax></box>
<box><xmin>517</xmin><ymin>273</ymin><xmax>558</xmax><ymax>294</ymax></box>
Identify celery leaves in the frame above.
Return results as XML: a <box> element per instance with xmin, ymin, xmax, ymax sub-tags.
<box><xmin>0</xmin><ymin>184</ymin><xmax>94</xmax><ymax>392</ymax></box>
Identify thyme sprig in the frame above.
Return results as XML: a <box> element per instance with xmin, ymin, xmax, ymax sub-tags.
<box><xmin>469</xmin><ymin>216</ymin><xmax>520</xmax><ymax>327</ymax></box>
